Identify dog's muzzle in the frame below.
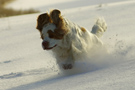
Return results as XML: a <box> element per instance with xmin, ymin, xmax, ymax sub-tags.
<box><xmin>42</xmin><ymin>41</ymin><xmax>57</xmax><ymax>50</ymax></box>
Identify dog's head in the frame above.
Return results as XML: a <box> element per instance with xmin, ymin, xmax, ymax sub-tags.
<box><xmin>36</xmin><ymin>9</ymin><xmax>68</xmax><ymax>50</ymax></box>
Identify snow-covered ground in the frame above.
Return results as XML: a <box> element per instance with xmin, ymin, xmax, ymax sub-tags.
<box><xmin>1</xmin><ymin>0</ymin><xmax>135</xmax><ymax>90</ymax></box>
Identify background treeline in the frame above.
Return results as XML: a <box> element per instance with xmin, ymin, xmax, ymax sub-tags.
<box><xmin>0</xmin><ymin>0</ymin><xmax>39</xmax><ymax>17</ymax></box>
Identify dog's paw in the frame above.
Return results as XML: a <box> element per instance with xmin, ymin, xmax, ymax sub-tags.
<box><xmin>50</xmin><ymin>9</ymin><xmax>61</xmax><ymax>26</ymax></box>
<box><xmin>63</xmin><ymin>64</ymin><xmax>73</xmax><ymax>70</ymax></box>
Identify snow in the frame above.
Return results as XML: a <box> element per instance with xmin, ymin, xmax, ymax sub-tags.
<box><xmin>1</xmin><ymin>0</ymin><xmax>135</xmax><ymax>90</ymax></box>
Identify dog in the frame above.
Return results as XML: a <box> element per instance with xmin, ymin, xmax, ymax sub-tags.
<box><xmin>36</xmin><ymin>9</ymin><xmax>107</xmax><ymax>70</ymax></box>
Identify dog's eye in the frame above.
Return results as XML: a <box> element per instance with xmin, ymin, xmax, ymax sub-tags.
<box><xmin>49</xmin><ymin>34</ymin><xmax>54</xmax><ymax>38</ymax></box>
<box><xmin>48</xmin><ymin>30</ymin><xmax>55</xmax><ymax>38</ymax></box>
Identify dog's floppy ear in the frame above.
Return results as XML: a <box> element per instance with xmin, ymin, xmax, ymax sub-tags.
<box><xmin>36</xmin><ymin>13</ymin><xmax>51</xmax><ymax>31</ymax></box>
<box><xmin>50</xmin><ymin>9</ymin><xmax>68</xmax><ymax>36</ymax></box>
<box><xmin>50</xmin><ymin>9</ymin><xmax>61</xmax><ymax>26</ymax></box>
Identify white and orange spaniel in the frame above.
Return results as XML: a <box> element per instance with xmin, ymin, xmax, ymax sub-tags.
<box><xmin>36</xmin><ymin>9</ymin><xmax>107</xmax><ymax>70</ymax></box>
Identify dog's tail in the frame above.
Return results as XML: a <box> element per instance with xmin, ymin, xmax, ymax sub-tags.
<box><xmin>91</xmin><ymin>17</ymin><xmax>107</xmax><ymax>38</ymax></box>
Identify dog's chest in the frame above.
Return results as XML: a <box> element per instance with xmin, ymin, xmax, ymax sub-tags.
<box><xmin>52</xmin><ymin>46</ymin><xmax>69</xmax><ymax>58</ymax></box>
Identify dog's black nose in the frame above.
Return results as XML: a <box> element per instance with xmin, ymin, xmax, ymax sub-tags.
<box><xmin>42</xmin><ymin>41</ymin><xmax>49</xmax><ymax>48</ymax></box>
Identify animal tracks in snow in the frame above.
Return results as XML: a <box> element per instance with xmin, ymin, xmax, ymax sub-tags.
<box><xmin>0</xmin><ymin>68</ymin><xmax>58</xmax><ymax>79</ymax></box>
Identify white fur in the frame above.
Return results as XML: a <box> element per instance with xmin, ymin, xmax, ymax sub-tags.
<box><xmin>42</xmin><ymin>17</ymin><xmax>107</xmax><ymax>69</ymax></box>
<box><xmin>42</xmin><ymin>23</ymin><xmax>60</xmax><ymax>48</ymax></box>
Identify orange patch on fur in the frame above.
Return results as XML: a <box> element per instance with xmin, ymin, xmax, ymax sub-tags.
<box><xmin>81</xmin><ymin>27</ymin><xmax>86</xmax><ymax>32</ymax></box>
<box><xmin>47</xmin><ymin>29</ymin><xmax>65</xmax><ymax>39</ymax></box>
<box><xmin>49</xmin><ymin>9</ymin><xmax>69</xmax><ymax>39</ymax></box>
<box><xmin>50</xmin><ymin>9</ymin><xmax>61</xmax><ymax>26</ymax></box>
<box><xmin>36</xmin><ymin>13</ymin><xmax>52</xmax><ymax>31</ymax></box>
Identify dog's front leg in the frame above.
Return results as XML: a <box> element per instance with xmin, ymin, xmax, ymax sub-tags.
<box><xmin>62</xmin><ymin>51</ymin><xmax>74</xmax><ymax>70</ymax></box>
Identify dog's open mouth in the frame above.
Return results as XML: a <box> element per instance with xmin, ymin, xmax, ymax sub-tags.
<box><xmin>42</xmin><ymin>44</ymin><xmax>57</xmax><ymax>50</ymax></box>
